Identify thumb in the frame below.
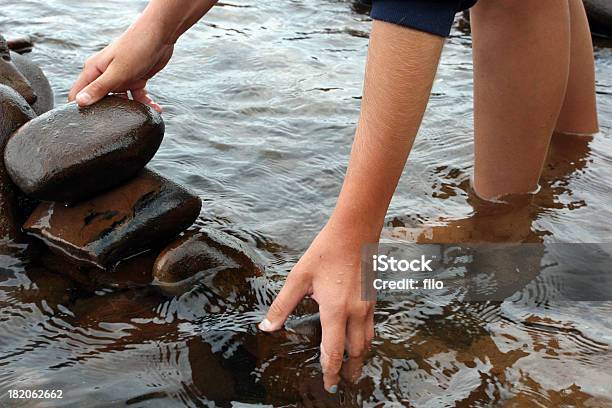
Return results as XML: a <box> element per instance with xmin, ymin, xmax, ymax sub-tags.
<box><xmin>75</xmin><ymin>66</ymin><xmax>122</xmax><ymax>107</ymax></box>
<box><xmin>259</xmin><ymin>270</ymin><xmax>309</xmax><ymax>332</ymax></box>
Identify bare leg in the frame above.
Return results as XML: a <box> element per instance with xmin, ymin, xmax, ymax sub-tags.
<box><xmin>470</xmin><ymin>0</ymin><xmax>571</xmax><ymax>200</ymax></box>
<box><xmin>555</xmin><ymin>0</ymin><xmax>599</xmax><ymax>135</ymax></box>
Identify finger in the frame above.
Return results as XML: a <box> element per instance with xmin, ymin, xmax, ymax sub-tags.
<box><xmin>320</xmin><ymin>307</ymin><xmax>347</xmax><ymax>393</ymax></box>
<box><xmin>132</xmin><ymin>88</ymin><xmax>162</xmax><ymax>113</ymax></box>
<box><xmin>365</xmin><ymin>308</ymin><xmax>375</xmax><ymax>351</ymax></box>
<box><xmin>75</xmin><ymin>65</ymin><xmax>123</xmax><ymax>107</ymax></box>
<box><xmin>346</xmin><ymin>315</ymin><xmax>366</xmax><ymax>358</ymax></box>
<box><xmin>69</xmin><ymin>63</ymin><xmax>104</xmax><ymax>102</ymax></box>
<box><xmin>341</xmin><ymin>356</ymin><xmax>364</xmax><ymax>384</ymax></box>
<box><xmin>114</xmin><ymin>92</ymin><xmax>129</xmax><ymax>100</ymax></box>
<box><xmin>259</xmin><ymin>270</ymin><xmax>309</xmax><ymax>332</ymax></box>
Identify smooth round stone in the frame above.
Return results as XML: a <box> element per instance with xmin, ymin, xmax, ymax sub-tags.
<box><xmin>585</xmin><ymin>0</ymin><xmax>612</xmax><ymax>37</ymax></box>
<box><xmin>4</xmin><ymin>96</ymin><xmax>164</xmax><ymax>203</ymax></box>
<box><xmin>11</xmin><ymin>52</ymin><xmax>53</xmax><ymax>115</ymax></box>
<box><xmin>0</xmin><ymin>84</ymin><xmax>36</xmax><ymax>239</ymax></box>
<box><xmin>24</xmin><ymin>169</ymin><xmax>202</xmax><ymax>268</ymax></box>
<box><xmin>153</xmin><ymin>228</ymin><xmax>264</xmax><ymax>285</ymax></box>
<box><xmin>0</xmin><ymin>35</ymin><xmax>37</xmax><ymax>105</ymax></box>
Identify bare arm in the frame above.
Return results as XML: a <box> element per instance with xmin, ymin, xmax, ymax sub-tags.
<box><xmin>68</xmin><ymin>0</ymin><xmax>217</xmax><ymax>110</ymax></box>
<box><xmin>260</xmin><ymin>20</ymin><xmax>444</xmax><ymax>392</ymax></box>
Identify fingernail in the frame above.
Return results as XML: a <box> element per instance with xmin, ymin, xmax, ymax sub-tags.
<box><xmin>76</xmin><ymin>92</ymin><xmax>92</xmax><ymax>105</ymax></box>
<box><xmin>258</xmin><ymin>319</ymin><xmax>273</xmax><ymax>332</ymax></box>
<box><xmin>328</xmin><ymin>385</ymin><xmax>338</xmax><ymax>394</ymax></box>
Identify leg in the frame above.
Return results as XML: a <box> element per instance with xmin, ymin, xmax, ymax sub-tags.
<box><xmin>555</xmin><ymin>0</ymin><xmax>599</xmax><ymax>135</ymax></box>
<box><xmin>470</xmin><ymin>0</ymin><xmax>571</xmax><ymax>200</ymax></box>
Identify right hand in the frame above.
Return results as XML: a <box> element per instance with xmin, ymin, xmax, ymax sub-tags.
<box><xmin>68</xmin><ymin>24</ymin><xmax>173</xmax><ymax>112</ymax></box>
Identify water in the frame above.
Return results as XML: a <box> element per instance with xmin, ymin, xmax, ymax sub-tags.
<box><xmin>1</xmin><ymin>1</ymin><xmax>612</xmax><ymax>406</ymax></box>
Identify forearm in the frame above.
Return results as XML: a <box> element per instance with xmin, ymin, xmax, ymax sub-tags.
<box><xmin>131</xmin><ymin>0</ymin><xmax>218</xmax><ymax>44</ymax></box>
<box><xmin>329</xmin><ymin>21</ymin><xmax>444</xmax><ymax>241</ymax></box>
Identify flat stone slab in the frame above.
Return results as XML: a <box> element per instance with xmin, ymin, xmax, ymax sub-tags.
<box><xmin>4</xmin><ymin>96</ymin><xmax>164</xmax><ymax>203</ymax></box>
<box><xmin>24</xmin><ymin>169</ymin><xmax>201</xmax><ymax>268</ymax></box>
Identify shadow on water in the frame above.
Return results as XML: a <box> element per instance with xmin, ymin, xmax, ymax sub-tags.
<box><xmin>1</xmin><ymin>0</ymin><xmax>612</xmax><ymax>406</ymax></box>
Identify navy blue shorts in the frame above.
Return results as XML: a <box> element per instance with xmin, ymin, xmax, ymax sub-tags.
<box><xmin>363</xmin><ymin>0</ymin><xmax>478</xmax><ymax>37</ymax></box>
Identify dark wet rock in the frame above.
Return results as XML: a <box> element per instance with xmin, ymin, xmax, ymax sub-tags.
<box><xmin>585</xmin><ymin>0</ymin><xmax>612</xmax><ymax>37</ymax></box>
<box><xmin>153</xmin><ymin>228</ymin><xmax>264</xmax><ymax>285</ymax></box>
<box><xmin>24</xmin><ymin>169</ymin><xmax>202</xmax><ymax>268</ymax></box>
<box><xmin>11</xmin><ymin>52</ymin><xmax>53</xmax><ymax>114</ymax></box>
<box><xmin>18</xmin><ymin>267</ymin><xmax>75</xmax><ymax>307</ymax></box>
<box><xmin>7</xmin><ymin>36</ymin><xmax>34</xmax><ymax>54</ymax></box>
<box><xmin>0</xmin><ymin>85</ymin><xmax>36</xmax><ymax>239</ymax></box>
<box><xmin>41</xmin><ymin>247</ymin><xmax>158</xmax><ymax>291</ymax></box>
<box><xmin>4</xmin><ymin>96</ymin><xmax>164</xmax><ymax>203</ymax></box>
<box><xmin>0</xmin><ymin>35</ymin><xmax>37</xmax><ymax>105</ymax></box>
<box><xmin>187</xmin><ymin>338</ymin><xmax>244</xmax><ymax>402</ymax></box>
<box><xmin>72</xmin><ymin>289</ymin><xmax>161</xmax><ymax>326</ymax></box>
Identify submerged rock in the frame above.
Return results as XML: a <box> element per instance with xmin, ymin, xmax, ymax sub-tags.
<box><xmin>4</xmin><ymin>96</ymin><xmax>164</xmax><ymax>203</ymax></box>
<box><xmin>71</xmin><ymin>289</ymin><xmax>162</xmax><ymax>326</ymax></box>
<box><xmin>0</xmin><ymin>85</ymin><xmax>36</xmax><ymax>239</ymax></box>
<box><xmin>7</xmin><ymin>36</ymin><xmax>34</xmax><ymax>54</ymax></box>
<box><xmin>11</xmin><ymin>52</ymin><xmax>53</xmax><ymax>114</ymax></box>
<box><xmin>153</xmin><ymin>228</ymin><xmax>264</xmax><ymax>285</ymax></box>
<box><xmin>585</xmin><ymin>0</ymin><xmax>612</xmax><ymax>37</ymax></box>
<box><xmin>0</xmin><ymin>35</ymin><xmax>37</xmax><ymax>105</ymax></box>
<box><xmin>18</xmin><ymin>267</ymin><xmax>75</xmax><ymax>308</ymax></box>
<box><xmin>41</xmin><ymin>247</ymin><xmax>158</xmax><ymax>291</ymax></box>
<box><xmin>24</xmin><ymin>169</ymin><xmax>202</xmax><ymax>268</ymax></box>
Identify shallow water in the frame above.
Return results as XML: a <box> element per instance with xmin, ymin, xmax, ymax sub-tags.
<box><xmin>1</xmin><ymin>1</ymin><xmax>612</xmax><ymax>406</ymax></box>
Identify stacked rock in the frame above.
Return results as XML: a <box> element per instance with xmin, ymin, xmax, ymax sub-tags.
<box><xmin>1</xmin><ymin>34</ymin><xmax>263</xmax><ymax>294</ymax></box>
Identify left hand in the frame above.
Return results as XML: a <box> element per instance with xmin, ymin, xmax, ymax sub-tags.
<box><xmin>258</xmin><ymin>222</ymin><xmax>376</xmax><ymax>393</ymax></box>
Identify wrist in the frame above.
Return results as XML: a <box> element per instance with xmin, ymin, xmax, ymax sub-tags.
<box><xmin>326</xmin><ymin>208</ymin><xmax>383</xmax><ymax>245</ymax></box>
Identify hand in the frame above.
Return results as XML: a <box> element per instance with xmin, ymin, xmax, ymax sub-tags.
<box><xmin>68</xmin><ymin>24</ymin><xmax>173</xmax><ymax>112</ymax></box>
<box><xmin>259</xmin><ymin>222</ymin><xmax>376</xmax><ymax>393</ymax></box>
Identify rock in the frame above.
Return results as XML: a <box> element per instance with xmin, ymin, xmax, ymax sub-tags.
<box><xmin>24</xmin><ymin>169</ymin><xmax>202</xmax><ymax>268</ymax></box>
<box><xmin>71</xmin><ymin>289</ymin><xmax>161</xmax><ymax>326</ymax></box>
<box><xmin>11</xmin><ymin>52</ymin><xmax>53</xmax><ymax>114</ymax></box>
<box><xmin>0</xmin><ymin>35</ymin><xmax>37</xmax><ymax>105</ymax></box>
<box><xmin>4</xmin><ymin>96</ymin><xmax>164</xmax><ymax>203</ymax></box>
<box><xmin>18</xmin><ymin>266</ymin><xmax>75</xmax><ymax>308</ymax></box>
<box><xmin>41</xmin><ymin>247</ymin><xmax>158</xmax><ymax>291</ymax></box>
<box><xmin>153</xmin><ymin>228</ymin><xmax>264</xmax><ymax>285</ymax></box>
<box><xmin>585</xmin><ymin>0</ymin><xmax>612</xmax><ymax>37</ymax></box>
<box><xmin>0</xmin><ymin>85</ymin><xmax>36</xmax><ymax>239</ymax></box>
<box><xmin>7</xmin><ymin>36</ymin><xmax>34</xmax><ymax>54</ymax></box>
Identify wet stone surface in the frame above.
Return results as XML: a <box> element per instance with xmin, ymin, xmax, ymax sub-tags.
<box><xmin>24</xmin><ymin>169</ymin><xmax>202</xmax><ymax>268</ymax></box>
<box><xmin>11</xmin><ymin>51</ymin><xmax>53</xmax><ymax>115</ymax></box>
<box><xmin>4</xmin><ymin>96</ymin><xmax>164</xmax><ymax>203</ymax></box>
<box><xmin>0</xmin><ymin>84</ymin><xmax>36</xmax><ymax>239</ymax></box>
<box><xmin>41</xmin><ymin>248</ymin><xmax>158</xmax><ymax>291</ymax></box>
<box><xmin>153</xmin><ymin>227</ymin><xmax>264</xmax><ymax>284</ymax></box>
<box><xmin>0</xmin><ymin>34</ymin><xmax>37</xmax><ymax>105</ymax></box>
<box><xmin>6</xmin><ymin>36</ymin><xmax>34</xmax><ymax>54</ymax></box>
